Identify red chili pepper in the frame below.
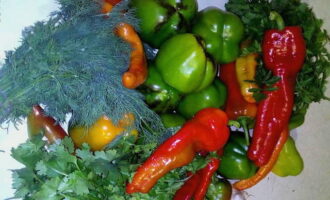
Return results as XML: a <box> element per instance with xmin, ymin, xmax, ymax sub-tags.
<box><xmin>27</xmin><ymin>105</ymin><xmax>67</xmax><ymax>144</ymax></box>
<box><xmin>173</xmin><ymin>158</ymin><xmax>220</xmax><ymax>200</ymax></box>
<box><xmin>126</xmin><ymin>108</ymin><xmax>229</xmax><ymax>194</ymax></box>
<box><xmin>248</xmin><ymin>12</ymin><xmax>306</xmax><ymax>166</ymax></box>
<box><xmin>219</xmin><ymin>62</ymin><xmax>257</xmax><ymax>120</ymax></box>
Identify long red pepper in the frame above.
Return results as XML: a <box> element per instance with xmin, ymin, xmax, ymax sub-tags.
<box><xmin>27</xmin><ymin>105</ymin><xmax>67</xmax><ymax>144</ymax></box>
<box><xmin>220</xmin><ymin>62</ymin><xmax>257</xmax><ymax>120</ymax></box>
<box><xmin>248</xmin><ymin>13</ymin><xmax>306</xmax><ymax>166</ymax></box>
<box><xmin>126</xmin><ymin>108</ymin><xmax>229</xmax><ymax>194</ymax></box>
<box><xmin>173</xmin><ymin>158</ymin><xmax>220</xmax><ymax>200</ymax></box>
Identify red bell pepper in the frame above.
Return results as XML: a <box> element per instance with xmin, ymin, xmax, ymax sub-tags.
<box><xmin>126</xmin><ymin>108</ymin><xmax>229</xmax><ymax>194</ymax></box>
<box><xmin>27</xmin><ymin>105</ymin><xmax>67</xmax><ymax>144</ymax></box>
<box><xmin>173</xmin><ymin>158</ymin><xmax>220</xmax><ymax>200</ymax></box>
<box><xmin>248</xmin><ymin>12</ymin><xmax>306</xmax><ymax>166</ymax></box>
<box><xmin>220</xmin><ymin>62</ymin><xmax>257</xmax><ymax>120</ymax></box>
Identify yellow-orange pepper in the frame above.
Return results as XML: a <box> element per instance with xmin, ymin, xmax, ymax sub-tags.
<box><xmin>235</xmin><ymin>53</ymin><xmax>259</xmax><ymax>103</ymax></box>
<box><xmin>69</xmin><ymin>113</ymin><xmax>137</xmax><ymax>151</ymax></box>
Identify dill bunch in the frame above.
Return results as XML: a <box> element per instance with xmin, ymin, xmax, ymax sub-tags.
<box><xmin>0</xmin><ymin>0</ymin><xmax>165</xmax><ymax>143</ymax></box>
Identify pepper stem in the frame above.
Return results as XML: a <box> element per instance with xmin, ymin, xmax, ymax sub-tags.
<box><xmin>239</xmin><ymin>118</ymin><xmax>250</xmax><ymax>146</ymax></box>
<box><xmin>269</xmin><ymin>11</ymin><xmax>285</xmax><ymax>30</ymax></box>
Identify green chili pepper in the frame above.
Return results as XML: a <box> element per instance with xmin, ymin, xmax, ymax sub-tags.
<box><xmin>192</xmin><ymin>7</ymin><xmax>244</xmax><ymax>64</ymax></box>
<box><xmin>272</xmin><ymin>136</ymin><xmax>304</xmax><ymax>177</ymax></box>
<box><xmin>177</xmin><ymin>79</ymin><xmax>227</xmax><ymax>119</ymax></box>
<box><xmin>131</xmin><ymin>0</ymin><xmax>198</xmax><ymax>48</ymax></box>
<box><xmin>219</xmin><ymin>131</ymin><xmax>258</xmax><ymax>180</ymax></box>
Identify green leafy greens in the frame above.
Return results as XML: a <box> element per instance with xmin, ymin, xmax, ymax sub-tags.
<box><xmin>0</xmin><ymin>0</ymin><xmax>164</xmax><ymax>143</ymax></box>
<box><xmin>11</xmin><ymin>136</ymin><xmax>209</xmax><ymax>200</ymax></box>
<box><xmin>225</xmin><ymin>0</ymin><xmax>330</xmax><ymax>121</ymax></box>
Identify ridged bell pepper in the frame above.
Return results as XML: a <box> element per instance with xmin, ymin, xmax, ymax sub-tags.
<box><xmin>248</xmin><ymin>12</ymin><xmax>306</xmax><ymax>166</ymax></box>
<box><xmin>126</xmin><ymin>108</ymin><xmax>229</xmax><ymax>194</ymax></box>
<box><xmin>178</xmin><ymin>79</ymin><xmax>227</xmax><ymax>119</ymax></box>
<box><xmin>235</xmin><ymin>53</ymin><xmax>259</xmax><ymax>103</ymax></box>
<box><xmin>219</xmin><ymin>62</ymin><xmax>257</xmax><ymax>120</ymax></box>
<box><xmin>206</xmin><ymin>178</ymin><xmax>232</xmax><ymax>200</ymax></box>
<box><xmin>27</xmin><ymin>105</ymin><xmax>67</xmax><ymax>144</ymax></box>
<box><xmin>156</xmin><ymin>34</ymin><xmax>216</xmax><ymax>93</ymax></box>
<box><xmin>218</xmin><ymin>131</ymin><xmax>258</xmax><ymax>180</ymax></box>
<box><xmin>140</xmin><ymin>63</ymin><xmax>181</xmax><ymax>113</ymax></box>
<box><xmin>192</xmin><ymin>7</ymin><xmax>244</xmax><ymax>64</ymax></box>
<box><xmin>173</xmin><ymin>158</ymin><xmax>220</xmax><ymax>200</ymax></box>
<box><xmin>131</xmin><ymin>0</ymin><xmax>198</xmax><ymax>48</ymax></box>
<box><xmin>69</xmin><ymin>114</ymin><xmax>137</xmax><ymax>151</ymax></box>
<box><xmin>272</xmin><ymin>136</ymin><xmax>304</xmax><ymax>177</ymax></box>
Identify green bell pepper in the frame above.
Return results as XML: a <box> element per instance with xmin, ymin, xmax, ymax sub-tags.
<box><xmin>139</xmin><ymin>63</ymin><xmax>181</xmax><ymax>113</ymax></box>
<box><xmin>160</xmin><ymin>113</ymin><xmax>186</xmax><ymax>128</ymax></box>
<box><xmin>192</xmin><ymin>7</ymin><xmax>244</xmax><ymax>64</ymax></box>
<box><xmin>156</xmin><ymin>33</ymin><xmax>216</xmax><ymax>93</ymax></box>
<box><xmin>177</xmin><ymin>79</ymin><xmax>227</xmax><ymax>119</ymax></box>
<box><xmin>131</xmin><ymin>0</ymin><xmax>198</xmax><ymax>48</ymax></box>
<box><xmin>219</xmin><ymin>131</ymin><xmax>258</xmax><ymax>180</ymax></box>
<box><xmin>272</xmin><ymin>136</ymin><xmax>304</xmax><ymax>177</ymax></box>
<box><xmin>206</xmin><ymin>178</ymin><xmax>232</xmax><ymax>200</ymax></box>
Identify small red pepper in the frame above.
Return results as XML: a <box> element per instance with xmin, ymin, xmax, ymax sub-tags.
<box><xmin>27</xmin><ymin>105</ymin><xmax>67</xmax><ymax>144</ymax></box>
<box><xmin>126</xmin><ymin>108</ymin><xmax>229</xmax><ymax>194</ymax></box>
<box><xmin>173</xmin><ymin>158</ymin><xmax>220</xmax><ymax>200</ymax></box>
<box><xmin>219</xmin><ymin>62</ymin><xmax>257</xmax><ymax>120</ymax></box>
<box><xmin>248</xmin><ymin>12</ymin><xmax>306</xmax><ymax>166</ymax></box>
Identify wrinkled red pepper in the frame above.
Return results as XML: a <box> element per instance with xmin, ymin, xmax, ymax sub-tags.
<box><xmin>219</xmin><ymin>62</ymin><xmax>257</xmax><ymax>120</ymax></box>
<box><xmin>248</xmin><ymin>13</ymin><xmax>306</xmax><ymax>166</ymax></box>
<box><xmin>27</xmin><ymin>105</ymin><xmax>67</xmax><ymax>144</ymax></box>
<box><xmin>126</xmin><ymin>108</ymin><xmax>229</xmax><ymax>194</ymax></box>
<box><xmin>173</xmin><ymin>158</ymin><xmax>220</xmax><ymax>200</ymax></box>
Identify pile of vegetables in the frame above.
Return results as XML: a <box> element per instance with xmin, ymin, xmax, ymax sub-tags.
<box><xmin>1</xmin><ymin>0</ymin><xmax>329</xmax><ymax>199</ymax></box>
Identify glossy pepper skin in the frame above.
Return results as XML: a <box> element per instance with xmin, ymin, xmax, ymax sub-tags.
<box><xmin>218</xmin><ymin>131</ymin><xmax>258</xmax><ymax>180</ymax></box>
<box><xmin>272</xmin><ymin>136</ymin><xmax>304</xmax><ymax>177</ymax></box>
<box><xmin>126</xmin><ymin>108</ymin><xmax>229</xmax><ymax>194</ymax></box>
<box><xmin>139</xmin><ymin>63</ymin><xmax>181</xmax><ymax>113</ymax></box>
<box><xmin>173</xmin><ymin>158</ymin><xmax>220</xmax><ymax>200</ymax></box>
<box><xmin>131</xmin><ymin>0</ymin><xmax>197</xmax><ymax>48</ymax></box>
<box><xmin>27</xmin><ymin>105</ymin><xmax>67</xmax><ymax>144</ymax></box>
<box><xmin>160</xmin><ymin>113</ymin><xmax>186</xmax><ymax>128</ymax></box>
<box><xmin>248</xmin><ymin>26</ymin><xmax>306</xmax><ymax>166</ymax></box>
<box><xmin>206</xmin><ymin>178</ymin><xmax>232</xmax><ymax>200</ymax></box>
<box><xmin>235</xmin><ymin>53</ymin><xmax>259</xmax><ymax>103</ymax></box>
<box><xmin>192</xmin><ymin>7</ymin><xmax>244</xmax><ymax>64</ymax></box>
<box><xmin>178</xmin><ymin>79</ymin><xmax>227</xmax><ymax>119</ymax></box>
<box><xmin>156</xmin><ymin>34</ymin><xmax>216</xmax><ymax>93</ymax></box>
<box><xmin>69</xmin><ymin>114</ymin><xmax>137</xmax><ymax>151</ymax></box>
<box><xmin>220</xmin><ymin>62</ymin><xmax>257</xmax><ymax>120</ymax></box>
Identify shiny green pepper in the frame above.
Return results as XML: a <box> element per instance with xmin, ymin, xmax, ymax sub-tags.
<box><xmin>206</xmin><ymin>178</ymin><xmax>232</xmax><ymax>200</ymax></box>
<box><xmin>192</xmin><ymin>7</ymin><xmax>244</xmax><ymax>64</ymax></box>
<box><xmin>139</xmin><ymin>63</ymin><xmax>181</xmax><ymax>113</ymax></box>
<box><xmin>272</xmin><ymin>136</ymin><xmax>304</xmax><ymax>177</ymax></box>
<box><xmin>160</xmin><ymin>113</ymin><xmax>186</xmax><ymax>128</ymax></box>
<box><xmin>219</xmin><ymin>131</ymin><xmax>258</xmax><ymax>180</ymax></box>
<box><xmin>156</xmin><ymin>33</ymin><xmax>216</xmax><ymax>93</ymax></box>
<box><xmin>177</xmin><ymin>79</ymin><xmax>227</xmax><ymax>119</ymax></box>
<box><xmin>131</xmin><ymin>0</ymin><xmax>198</xmax><ymax>48</ymax></box>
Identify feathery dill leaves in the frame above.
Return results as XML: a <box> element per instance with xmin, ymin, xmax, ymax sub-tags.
<box><xmin>11</xmin><ymin>136</ymin><xmax>209</xmax><ymax>199</ymax></box>
<box><xmin>226</xmin><ymin>0</ymin><xmax>330</xmax><ymax>115</ymax></box>
<box><xmin>0</xmin><ymin>0</ymin><xmax>165</xmax><ymax>142</ymax></box>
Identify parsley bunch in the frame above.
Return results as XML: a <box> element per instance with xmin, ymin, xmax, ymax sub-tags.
<box><xmin>11</xmin><ymin>136</ymin><xmax>209</xmax><ymax>200</ymax></box>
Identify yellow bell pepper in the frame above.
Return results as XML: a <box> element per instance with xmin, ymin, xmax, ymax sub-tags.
<box><xmin>69</xmin><ymin>113</ymin><xmax>137</xmax><ymax>151</ymax></box>
<box><xmin>235</xmin><ymin>53</ymin><xmax>259</xmax><ymax>103</ymax></box>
